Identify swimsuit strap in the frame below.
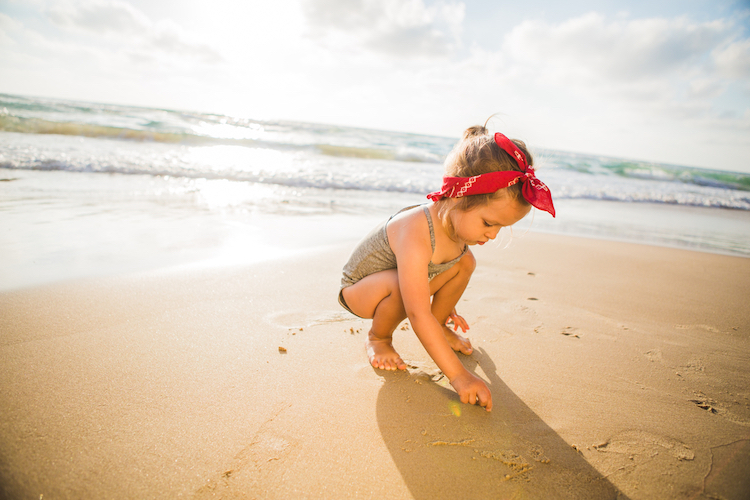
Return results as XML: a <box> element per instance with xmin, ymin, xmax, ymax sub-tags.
<box><xmin>422</xmin><ymin>206</ymin><xmax>436</xmax><ymax>253</ymax></box>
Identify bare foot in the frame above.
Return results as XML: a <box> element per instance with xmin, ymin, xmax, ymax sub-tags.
<box><xmin>442</xmin><ymin>325</ymin><xmax>473</xmax><ymax>355</ymax></box>
<box><xmin>366</xmin><ymin>332</ymin><xmax>407</xmax><ymax>371</ymax></box>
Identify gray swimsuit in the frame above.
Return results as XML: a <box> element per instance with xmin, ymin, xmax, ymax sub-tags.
<box><xmin>338</xmin><ymin>205</ymin><xmax>468</xmax><ymax>316</ymax></box>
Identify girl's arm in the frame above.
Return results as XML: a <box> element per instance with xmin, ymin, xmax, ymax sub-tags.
<box><xmin>389</xmin><ymin>214</ymin><xmax>492</xmax><ymax>410</ymax></box>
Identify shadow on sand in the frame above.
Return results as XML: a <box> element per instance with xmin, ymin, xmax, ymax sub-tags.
<box><xmin>376</xmin><ymin>348</ymin><xmax>628</xmax><ymax>499</ymax></box>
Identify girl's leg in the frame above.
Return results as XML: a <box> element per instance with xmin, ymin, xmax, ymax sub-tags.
<box><xmin>428</xmin><ymin>251</ymin><xmax>476</xmax><ymax>355</ymax></box>
<box><xmin>341</xmin><ymin>270</ymin><xmax>408</xmax><ymax>371</ymax></box>
<box><xmin>341</xmin><ymin>251</ymin><xmax>476</xmax><ymax>369</ymax></box>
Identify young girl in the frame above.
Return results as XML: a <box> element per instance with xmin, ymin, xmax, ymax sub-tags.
<box><xmin>338</xmin><ymin>124</ymin><xmax>555</xmax><ymax>412</ymax></box>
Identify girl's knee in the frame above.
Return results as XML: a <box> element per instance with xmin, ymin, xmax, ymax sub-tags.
<box><xmin>380</xmin><ymin>269</ymin><xmax>403</xmax><ymax>298</ymax></box>
<box><xmin>458</xmin><ymin>251</ymin><xmax>476</xmax><ymax>275</ymax></box>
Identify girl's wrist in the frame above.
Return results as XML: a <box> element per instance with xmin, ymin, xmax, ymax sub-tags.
<box><xmin>445</xmin><ymin>365</ymin><xmax>470</xmax><ymax>382</ymax></box>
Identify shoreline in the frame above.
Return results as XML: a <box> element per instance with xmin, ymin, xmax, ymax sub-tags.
<box><xmin>1</xmin><ymin>166</ymin><xmax>749</xmax><ymax>294</ymax></box>
<box><xmin>2</xmin><ymin>232</ymin><xmax>749</xmax><ymax>499</ymax></box>
<box><xmin>0</xmin><ymin>168</ymin><xmax>750</xmax><ymax>290</ymax></box>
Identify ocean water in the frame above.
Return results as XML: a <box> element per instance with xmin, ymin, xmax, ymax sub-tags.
<box><xmin>1</xmin><ymin>93</ymin><xmax>749</xmax><ymax>291</ymax></box>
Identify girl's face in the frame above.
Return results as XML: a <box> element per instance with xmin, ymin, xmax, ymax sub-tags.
<box><xmin>449</xmin><ymin>196</ymin><xmax>531</xmax><ymax>246</ymax></box>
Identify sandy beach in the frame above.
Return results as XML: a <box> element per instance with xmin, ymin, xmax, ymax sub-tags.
<box><xmin>1</xmin><ymin>232</ymin><xmax>749</xmax><ymax>499</ymax></box>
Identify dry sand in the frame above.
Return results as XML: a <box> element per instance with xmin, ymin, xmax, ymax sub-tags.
<box><xmin>1</xmin><ymin>232</ymin><xmax>749</xmax><ymax>499</ymax></box>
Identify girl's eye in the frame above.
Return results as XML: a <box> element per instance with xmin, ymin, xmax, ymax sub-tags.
<box><xmin>483</xmin><ymin>221</ymin><xmax>492</xmax><ymax>227</ymax></box>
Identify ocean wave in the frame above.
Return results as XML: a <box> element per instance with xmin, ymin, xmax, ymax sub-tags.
<box><xmin>2</xmin><ymin>156</ymin><xmax>749</xmax><ymax>210</ymax></box>
<box><xmin>601</xmin><ymin>161</ymin><xmax>750</xmax><ymax>192</ymax></box>
<box><xmin>2</xmin><ymin>93</ymin><xmax>749</xmax><ymax>210</ymax></box>
<box><xmin>0</xmin><ymin>115</ymin><xmax>193</xmax><ymax>143</ymax></box>
<box><xmin>314</xmin><ymin>144</ymin><xmax>440</xmax><ymax>162</ymax></box>
<box><xmin>0</xmin><ymin>114</ymin><xmax>440</xmax><ymax>163</ymax></box>
<box><xmin>0</xmin><ymin>156</ymin><xmax>428</xmax><ymax>194</ymax></box>
<box><xmin>548</xmin><ymin>156</ymin><xmax>750</xmax><ymax>192</ymax></box>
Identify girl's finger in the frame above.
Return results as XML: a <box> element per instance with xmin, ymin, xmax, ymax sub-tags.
<box><xmin>479</xmin><ymin>391</ymin><xmax>493</xmax><ymax>411</ymax></box>
<box><xmin>456</xmin><ymin>317</ymin><xmax>469</xmax><ymax>332</ymax></box>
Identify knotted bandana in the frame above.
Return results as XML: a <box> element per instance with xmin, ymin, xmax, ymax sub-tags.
<box><xmin>426</xmin><ymin>132</ymin><xmax>555</xmax><ymax>217</ymax></box>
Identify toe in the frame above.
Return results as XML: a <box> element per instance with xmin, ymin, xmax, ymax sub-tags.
<box><xmin>461</xmin><ymin>337</ymin><xmax>474</xmax><ymax>355</ymax></box>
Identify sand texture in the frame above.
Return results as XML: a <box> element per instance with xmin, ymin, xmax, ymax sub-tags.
<box><xmin>1</xmin><ymin>233</ymin><xmax>749</xmax><ymax>499</ymax></box>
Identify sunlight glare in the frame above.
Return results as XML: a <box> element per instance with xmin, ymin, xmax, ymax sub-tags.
<box><xmin>191</xmin><ymin>121</ymin><xmax>264</xmax><ymax>140</ymax></box>
<box><xmin>184</xmin><ymin>145</ymin><xmax>295</xmax><ymax>173</ymax></box>
<box><xmin>196</xmin><ymin>179</ymin><xmax>268</xmax><ymax>209</ymax></box>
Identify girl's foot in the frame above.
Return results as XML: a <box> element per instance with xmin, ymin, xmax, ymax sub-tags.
<box><xmin>366</xmin><ymin>333</ymin><xmax>407</xmax><ymax>371</ymax></box>
<box><xmin>442</xmin><ymin>325</ymin><xmax>473</xmax><ymax>355</ymax></box>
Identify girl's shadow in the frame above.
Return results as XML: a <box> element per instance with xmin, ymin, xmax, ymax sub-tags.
<box><xmin>376</xmin><ymin>348</ymin><xmax>627</xmax><ymax>499</ymax></box>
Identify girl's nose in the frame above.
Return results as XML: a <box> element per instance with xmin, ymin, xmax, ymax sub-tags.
<box><xmin>487</xmin><ymin>227</ymin><xmax>501</xmax><ymax>240</ymax></box>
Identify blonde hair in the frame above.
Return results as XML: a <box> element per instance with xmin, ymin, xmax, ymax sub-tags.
<box><xmin>435</xmin><ymin>123</ymin><xmax>532</xmax><ymax>235</ymax></box>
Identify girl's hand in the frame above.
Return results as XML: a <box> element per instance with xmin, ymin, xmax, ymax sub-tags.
<box><xmin>446</xmin><ymin>309</ymin><xmax>469</xmax><ymax>333</ymax></box>
<box><xmin>450</xmin><ymin>371</ymin><xmax>492</xmax><ymax>411</ymax></box>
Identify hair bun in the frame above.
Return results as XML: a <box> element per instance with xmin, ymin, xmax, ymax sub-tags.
<box><xmin>462</xmin><ymin>125</ymin><xmax>488</xmax><ymax>140</ymax></box>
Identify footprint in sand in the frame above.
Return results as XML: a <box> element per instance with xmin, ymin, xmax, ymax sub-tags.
<box><xmin>194</xmin><ymin>405</ymin><xmax>298</xmax><ymax>499</ymax></box>
<box><xmin>644</xmin><ymin>349</ymin><xmax>664</xmax><ymax>363</ymax></box>
<box><xmin>675</xmin><ymin>324</ymin><xmax>721</xmax><ymax>333</ymax></box>
<box><xmin>561</xmin><ymin>326</ymin><xmax>580</xmax><ymax>339</ymax></box>
<box><xmin>690</xmin><ymin>391</ymin><xmax>750</xmax><ymax>426</ymax></box>
<box><xmin>266</xmin><ymin>310</ymin><xmax>351</xmax><ymax>329</ymax></box>
<box><xmin>682</xmin><ymin>358</ymin><xmax>705</xmax><ymax>373</ymax></box>
<box><xmin>593</xmin><ymin>430</ymin><xmax>695</xmax><ymax>461</ymax></box>
<box><xmin>591</xmin><ymin>430</ymin><xmax>698</xmax><ymax>490</ymax></box>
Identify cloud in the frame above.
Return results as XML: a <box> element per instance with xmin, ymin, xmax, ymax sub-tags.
<box><xmin>44</xmin><ymin>0</ymin><xmax>223</xmax><ymax>63</ymax></box>
<box><xmin>145</xmin><ymin>20</ymin><xmax>222</xmax><ymax>64</ymax></box>
<box><xmin>493</xmin><ymin>13</ymin><xmax>750</xmax><ymax>126</ymax></box>
<box><xmin>0</xmin><ymin>12</ymin><xmax>22</xmax><ymax>47</ymax></box>
<box><xmin>303</xmin><ymin>0</ymin><xmax>465</xmax><ymax>58</ymax></box>
<box><xmin>47</xmin><ymin>0</ymin><xmax>148</xmax><ymax>35</ymax></box>
<box><xmin>713</xmin><ymin>38</ymin><xmax>750</xmax><ymax>79</ymax></box>
<box><xmin>0</xmin><ymin>11</ymin><xmax>84</xmax><ymax>65</ymax></box>
<box><xmin>505</xmin><ymin>13</ymin><xmax>731</xmax><ymax>82</ymax></box>
<box><xmin>2</xmin><ymin>2</ymin><xmax>748</xmax><ymax>169</ymax></box>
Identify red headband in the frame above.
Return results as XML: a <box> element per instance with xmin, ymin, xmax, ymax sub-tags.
<box><xmin>426</xmin><ymin>132</ymin><xmax>555</xmax><ymax>217</ymax></box>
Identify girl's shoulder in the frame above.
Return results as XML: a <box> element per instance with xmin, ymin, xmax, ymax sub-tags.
<box><xmin>389</xmin><ymin>204</ymin><xmax>427</xmax><ymax>223</ymax></box>
<box><xmin>387</xmin><ymin>204</ymin><xmax>433</xmax><ymax>233</ymax></box>
<box><xmin>386</xmin><ymin>205</ymin><xmax>432</xmax><ymax>252</ymax></box>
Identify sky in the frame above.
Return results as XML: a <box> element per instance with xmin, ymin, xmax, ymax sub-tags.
<box><xmin>1</xmin><ymin>0</ymin><xmax>749</xmax><ymax>171</ymax></box>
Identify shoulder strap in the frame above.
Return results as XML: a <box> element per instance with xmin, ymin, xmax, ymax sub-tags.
<box><xmin>422</xmin><ymin>207</ymin><xmax>436</xmax><ymax>253</ymax></box>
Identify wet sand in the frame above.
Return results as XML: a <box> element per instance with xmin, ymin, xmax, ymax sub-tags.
<box><xmin>1</xmin><ymin>232</ymin><xmax>749</xmax><ymax>499</ymax></box>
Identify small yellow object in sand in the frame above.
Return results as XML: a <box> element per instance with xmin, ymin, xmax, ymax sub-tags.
<box><xmin>278</xmin><ymin>346</ymin><xmax>287</xmax><ymax>353</ymax></box>
<box><xmin>449</xmin><ymin>401</ymin><xmax>461</xmax><ymax>417</ymax></box>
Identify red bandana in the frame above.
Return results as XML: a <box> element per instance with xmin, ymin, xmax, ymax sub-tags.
<box><xmin>426</xmin><ymin>132</ymin><xmax>555</xmax><ymax>217</ymax></box>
